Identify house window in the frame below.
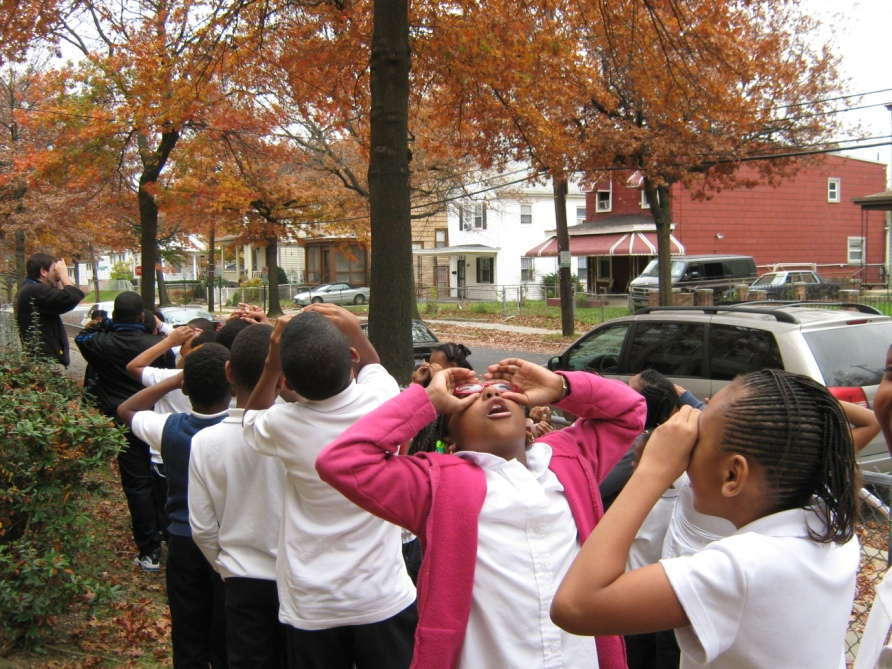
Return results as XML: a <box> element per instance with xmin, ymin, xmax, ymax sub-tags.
<box><xmin>520</xmin><ymin>257</ymin><xmax>534</xmax><ymax>282</ymax></box>
<box><xmin>459</xmin><ymin>203</ymin><xmax>487</xmax><ymax>230</ymax></box>
<box><xmin>520</xmin><ymin>204</ymin><xmax>532</xmax><ymax>225</ymax></box>
<box><xmin>577</xmin><ymin>256</ymin><xmax>587</xmax><ymax>282</ymax></box>
<box><xmin>640</xmin><ymin>189</ymin><xmax>650</xmax><ymax>209</ymax></box>
<box><xmin>847</xmin><ymin>237</ymin><xmax>864</xmax><ymax>264</ymax></box>
<box><xmin>474</xmin><ymin>203</ymin><xmax>487</xmax><ymax>229</ymax></box>
<box><xmin>576</xmin><ymin>207</ymin><xmax>586</xmax><ymax>226</ymax></box>
<box><xmin>596</xmin><ymin>181</ymin><xmax>613</xmax><ymax>212</ymax></box>
<box><xmin>476</xmin><ymin>257</ymin><xmax>494</xmax><ymax>283</ymax></box>
<box><xmin>598</xmin><ymin>257</ymin><xmax>612</xmax><ymax>280</ymax></box>
<box><xmin>435</xmin><ymin>228</ymin><xmax>447</xmax><ymax>248</ymax></box>
<box><xmin>828</xmin><ymin>178</ymin><xmax>841</xmax><ymax>203</ymax></box>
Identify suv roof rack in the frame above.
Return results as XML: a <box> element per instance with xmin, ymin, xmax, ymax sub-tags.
<box><xmin>735</xmin><ymin>300</ymin><xmax>883</xmax><ymax>315</ymax></box>
<box><xmin>635</xmin><ymin>302</ymin><xmax>884</xmax><ymax>322</ymax></box>
<box><xmin>633</xmin><ymin>306</ymin><xmax>800</xmax><ymax>323</ymax></box>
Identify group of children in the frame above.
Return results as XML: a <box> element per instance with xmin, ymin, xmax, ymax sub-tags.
<box><xmin>112</xmin><ymin>297</ymin><xmax>879</xmax><ymax>669</ymax></box>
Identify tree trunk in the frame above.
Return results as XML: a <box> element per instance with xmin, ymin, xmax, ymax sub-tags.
<box><xmin>265</xmin><ymin>236</ymin><xmax>283</xmax><ymax>318</ymax></box>
<box><xmin>89</xmin><ymin>242</ymin><xmax>100</xmax><ymax>301</ymax></box>
<box><xmin>14</xmin><ymin>229</ymin><xmax>25</xmax><ymax>286</ymax></box>
<box><xmin>137</xmin><ymin>128</ymin><xmax>180</xmax><ymax>309</ymax></box>
<box><xmin>553</xmin><ymin>176</ymin><xmax>575</xmax><ymax>336</ymax></box>
<box><xmin>207</xmin><ymin>227</ymin><xmax>216</xmax><ymax>312</ymax></box>
<box><xmin>156</xmin><ymin>268</ymin><xmax>170</xmax><ymax>306</ymax></box>
<box><xmin>644</xmin><ymin>180</ymin><xmax>674</xmax><ymax>306</ymax></box>
<box><xmin>368</xmin><ymin>0</ymin><xmax>413</xmax><ymax>383</ymax></box>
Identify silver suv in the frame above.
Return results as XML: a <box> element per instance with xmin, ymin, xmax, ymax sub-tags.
<box><xmin>547</xmin><ymin>303</ymin><xmax>892</xmax><ymax>472</ymax></box>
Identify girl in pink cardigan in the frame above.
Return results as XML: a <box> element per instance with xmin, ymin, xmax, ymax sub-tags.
<box><xmin>316</xmin><ymin>358</ymin><xmax>645</xmax><ymax>669</ymax></box>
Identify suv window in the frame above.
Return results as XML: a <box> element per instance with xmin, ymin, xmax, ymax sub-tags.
<box><xmin>703</xmin><ymin>262</ymin><xmax>725</xmax><ymax>279</ymax></box>
<box><xmin>708</xmin><ymin>325</ymin><xmax>783</xmax><ymax>381</ymax></box>
<box><xmin>628</xmin><ymin>322</ymin><xmax>706</xmax><ymax>377</ymax></box>
<box><xmin>803</xmin><ymin>324</ymin><xmax>892</xmax><ymax>387</ymax></box>
<box><xmin>564</xmin><ymin>323</ymin><xmax>630</xmax><ymax>373</ymax></box>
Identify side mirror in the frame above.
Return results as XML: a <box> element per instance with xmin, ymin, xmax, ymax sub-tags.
<box><xmin>547</xmin><ymin>356</ymin><xmax>561</xmax><ymax>371</ymax></box>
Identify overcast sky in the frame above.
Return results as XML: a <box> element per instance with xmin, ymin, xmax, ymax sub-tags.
<box><xmin>802</xmin><ymin>0</ymin><xmax>892</xmax><ymax>179</ymax></box>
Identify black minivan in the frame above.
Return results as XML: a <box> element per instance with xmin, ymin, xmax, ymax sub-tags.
<box><xmin>628</xmin><ymin>254</ymin><xmax>757</xmax><ymax>311</ymax></box>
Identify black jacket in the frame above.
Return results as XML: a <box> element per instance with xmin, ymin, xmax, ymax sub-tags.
<box><xmin>75</xmin><ymin>320</ymin><xmax>174</xmax><ymax>415</ymax></box>
<box><xmin>15</xmin><ymin>279</ymin><xmax>85</xmax><ymax>366</ymax></box>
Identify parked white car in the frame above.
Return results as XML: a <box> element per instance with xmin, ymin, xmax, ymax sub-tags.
<box><xmin>293</xmin><ymin>283</ymin><xmax>370</xmax><ymax>306</ymax></box>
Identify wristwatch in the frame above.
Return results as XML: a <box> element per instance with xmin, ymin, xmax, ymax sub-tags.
<box><xmin>559</xmin><ymin>374</ymin><xmax>570</xmax><ymax>399</ymax></box>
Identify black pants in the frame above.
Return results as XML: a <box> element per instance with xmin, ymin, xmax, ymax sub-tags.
<box><xmin>116</xmin><ymin>427</ymin><xmax>164</xmax><ymax>556</ymax></box>
<box><xmin>284</xmin><ymin>602</ymin><xmax>417</xmax><ymax>669</ymax></box>
<box><xmin>225</xmin><ymin>577</ymin><xmax>285</xmax><ymax>669</ymax></box>
<box><xmin>167</xmin><ymin>534</ymin><xmax>227</xmax><ymax>668</ymax></box>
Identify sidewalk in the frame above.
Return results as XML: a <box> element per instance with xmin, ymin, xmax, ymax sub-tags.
<box><xmin>425</xmin><ymin>318</ymin><xmax>561</xmax><ymax>336</ymax></box>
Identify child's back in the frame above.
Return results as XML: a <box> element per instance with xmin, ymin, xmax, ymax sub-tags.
<box><xmin>243</xmin><ymin>306</ymin><xmax>416</xmax><ymax>668</ymax></box>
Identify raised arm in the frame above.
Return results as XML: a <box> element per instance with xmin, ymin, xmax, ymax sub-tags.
<box><xmin>245</xmin><ymin>314</ymin><xmax>292</xmax><ymax>411</ymax></box>
<box><xmin>840</xmin><ymin>400</ymin><xmax>880</xmax><ymax>452</ymax></box>
<box><xmin>551</xmin><ymin>406</ymin><xmax>697</xmax><ymax>636</ymax></box>
<box><xmin>126</xmin><ymin>326</ymin><xmax>196</xmax><ymax>381</ymax></box>
<box><xmin>117</xmin><ymin>372</ymin><xmax>184</xmax><ymax>427</ymax></box>
<box><xmin>875</xmin><ymin>345</ymin><xmax>892</xmax><ymax>457</ymax></box>
<box><xmin>302</xmin><ymin>302</ymin><xmax>378</xmax><ymax>371</ymax></box>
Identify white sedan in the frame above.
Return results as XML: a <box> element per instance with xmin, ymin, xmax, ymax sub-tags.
<box><xmin>293</xmin><ymin>283</ymin><xmax>370</xmax><ymax>306</ymax></box>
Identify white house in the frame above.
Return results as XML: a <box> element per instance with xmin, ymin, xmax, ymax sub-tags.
<box><xmin>414</xmin><ymin>175</ymin><xmax>586</xmax><ymax>301</ymax></box>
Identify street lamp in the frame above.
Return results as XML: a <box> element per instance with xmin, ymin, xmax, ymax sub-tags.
<box><xmin>714</xmin><ymin>232</ymin><xmax>724</xmax><ymax>254</ymax></box>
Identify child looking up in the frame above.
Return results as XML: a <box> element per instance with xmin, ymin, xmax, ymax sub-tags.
<box><xmin>189</xmin><ymin>324</ymin><xmax>287</xmax><ymax>669</ymax></box>
<box><xmin>243</xmin><ymin>304</ymin><xmax>416</xmax><ymax>669</ymax></box>
<box><xmin>118</xmin><ymin>343</ymin><xmax>233</xmax><ymax>668</ymax></box>
<box><xmin>316</xmin><ymin>360</ymin><xmax>645</xmax><ymax>669</ymax></box>
<box><xmin>551</xmin><ymin>369</ymin><xmax>860</xmax><ymax>669</ymax></box>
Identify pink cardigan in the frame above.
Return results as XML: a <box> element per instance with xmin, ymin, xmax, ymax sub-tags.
<box><xmin>316</xmin><ymin>371</ymin><xmax>645</xmax><ymax>669</ymax></box>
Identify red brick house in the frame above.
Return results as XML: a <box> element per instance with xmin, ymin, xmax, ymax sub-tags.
<box><xmin>528</xmin><ymin>154</ymin><xmax>888</xmax><ymax>293</ymax></box>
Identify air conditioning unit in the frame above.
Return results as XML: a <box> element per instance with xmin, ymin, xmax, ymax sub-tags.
<box><xmin>596</xmin><ymin>199</ymin><xmax>611</xmax><ymax>212</ymax></box>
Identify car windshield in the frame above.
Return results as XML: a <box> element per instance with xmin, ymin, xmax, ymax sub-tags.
<box><xmin>803</xmin><ymin>322</ymin><xmax>892</xmax><ymax>387</ymax></box>
<box><xmin>752</xmin><ymin>273</ymin><xmax>785</xmax><ymax>287</ymax></box>
<box><xmin>639</xmin><ymin>259</ymin><xmax>687</xmax><ymax>279</ymax></box>
<box><xmin>412</xmin><ymin>321</ymin><xmax>438</xmax><ymax>344</ymax></box>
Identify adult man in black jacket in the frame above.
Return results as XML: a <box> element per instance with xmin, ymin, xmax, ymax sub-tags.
<box><xmin>76</xmin><ymin>291</ymin><xmax>175</xmax><ymax>571</ymax></box>
<box><xmin>15</xmin><ymin>253</ymin><xmax>85</xmax><ymax>366</ymax></box>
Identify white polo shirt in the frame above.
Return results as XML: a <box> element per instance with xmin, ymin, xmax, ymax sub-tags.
<box><xmin>243</xmin><ymin>364</ymin><xmax>415</xmax><ymax>630</ymax></box>
<box><xmin>661</xmin><ymin>506</ymin><xmax>859</xmax><ymax>668</ymax></box>
<box><xmin>456</xmin><ymin>443</ymin><xmax>597</xmax><ymax>669</ymax></box>
<box><xmin>188</xmin><ymin>408</ymin><xmax>286</xmax><ymax>581</ymax></box>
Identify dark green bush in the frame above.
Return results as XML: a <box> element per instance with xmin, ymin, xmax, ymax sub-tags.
<box><xmin>0</xmin><ymin>344</ymin><xmax>126</xmax><ymax>652</ymax></box>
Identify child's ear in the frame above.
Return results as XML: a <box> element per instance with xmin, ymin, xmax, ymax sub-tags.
<box><xmin>348</xmin><ymin>346</ymin><xmax>360</xmax><ymax>364</ymax></box>
<box><xmin>224</xmin><ymin>360</ymin><xmax>235</xmax><ymax>384</ymax></box>
<box><xmin>721</xmin><ymin>454</ymin><xmax>749</xmax><ymax>498</ymax></box>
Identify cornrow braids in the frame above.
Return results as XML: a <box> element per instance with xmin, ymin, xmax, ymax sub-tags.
<box><xmin>636</xmin><ymin>369</ymin><xmax>681</xmax><ymax>429</ymax></box>
<box><xmin>721</xmin><ymin>369</ymin><xmax>858</xmax><ymax>544</ymax></box>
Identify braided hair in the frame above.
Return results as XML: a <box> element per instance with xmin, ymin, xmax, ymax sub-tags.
<box><xmin>636</xmin><ymin>369</ymin><xmax>681</xmax><ymax>430</ymax></box>
<box><xmin>434</xmin><ymin>342</ymin><xmax>473</xmax><ymax>370</ymax></box>
<box><xmin>720</xmin><ymin>369</ymin><xmax>858</xmax><ymax>544</ymax></box>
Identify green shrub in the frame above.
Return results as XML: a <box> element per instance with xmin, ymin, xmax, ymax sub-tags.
<box><xmin>276</xmin><ymin>266</ymin><xmax>288</xmax><ymax>285</ymax></box>
<box><xmin>109</xmin><ymin>260</ymin><xmax>133</xmax><ymax>282</ymax></box>
<box><xmin>0</xmin><ymin>345</ymin><xmax>126</xmax><ymax>652</ymax></box>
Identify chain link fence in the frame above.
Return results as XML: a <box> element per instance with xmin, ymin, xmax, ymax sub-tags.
<box><xmin>848</xmin><ymin>472</ymin><xmax>892</xmax><ymax>665</ymax></box>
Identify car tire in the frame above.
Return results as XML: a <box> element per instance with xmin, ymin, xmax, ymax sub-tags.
<box><xmin>354</xmin><ymin>294</ymin><xmax>366</xmax><ymax>305</ymax></box>
<box><xmin>312</xmin><ymin>297</ymin><xmax>323</xmax><ymax>304</ymax></box>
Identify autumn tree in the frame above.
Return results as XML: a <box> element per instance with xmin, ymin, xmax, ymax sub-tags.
<box><xmin>568</xmin><ymin>0</ymin><xmax>845</xmax><ymax>305</ymax></box>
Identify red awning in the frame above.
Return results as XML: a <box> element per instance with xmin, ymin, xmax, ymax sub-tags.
<box><xmin>524</xmin><ymin>232</ymin><xmax>685</xmax><ymax>257</ymax></box>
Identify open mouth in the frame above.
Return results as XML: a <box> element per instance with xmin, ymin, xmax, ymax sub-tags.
<box><xmin>486</xmin><ymin>399</ymin><xmax>513</xmax><ymax>419</ymax></box>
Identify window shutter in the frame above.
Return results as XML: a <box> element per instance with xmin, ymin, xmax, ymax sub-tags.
<box><xmin>482</xmin><ymin>203</ymin><xmax>488</xmax><ymax>229</ymax></box>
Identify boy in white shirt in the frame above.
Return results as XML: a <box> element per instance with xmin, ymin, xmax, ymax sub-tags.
<box><xmin>189</xmin><ymin>324</ymin><xmax>287</xmax><ymax>668</ymax></box>
<box><xmin>243</xmin><ymin>304</ymin><xmax>416</xmax><ymax>669</ymax></box>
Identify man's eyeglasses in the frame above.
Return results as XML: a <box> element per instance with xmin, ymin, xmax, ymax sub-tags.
<box><xmin>453</xmin><ymin>381</ymin><xmax>519</xmax><ymax>398</ymax></box>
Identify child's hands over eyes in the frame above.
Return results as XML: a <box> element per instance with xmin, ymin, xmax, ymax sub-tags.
<box><xmin>484</xmin><ymin>358</ymin><xmax>563</xmax><ymax>407</ymax></box>
<box><xmin>426</xmin><ymin>367</ymin><xmax>479</xmax><ymax>415</ymax></box>
<box><xmin>636</xmin><ymin>404</ymin><xmax>700</xmax><ymax>485</ymax></box>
